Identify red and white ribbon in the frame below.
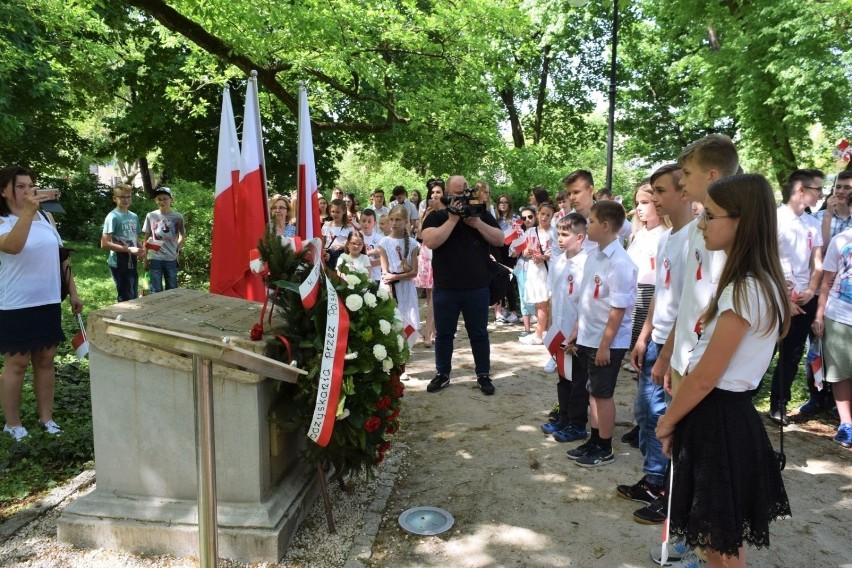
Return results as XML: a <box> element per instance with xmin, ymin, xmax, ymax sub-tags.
<box><xmin>694</xmin><ymin>250</ymin><xmax>702</xmax><ymax>280</ymax></box>
<box><xmin>298</xmin><ymin>238</ymin><xmax>324</xmax><ymax>309</ymax></box>
<box><xmin>663</xmin><ymin>258</ymin><xmax>671</xmax><ymax>289</ymax></box>
<box><xmin>567</xmin><ymin>274</ymin><xmax>575</xmax><ymax>295</ymax></box>
<box><xmin>593</xmin><ymin>275</ymin><xmax>602</xmax><ymax>299</ymax></box>
<box><xmin>307</xmin><ymin>276</ymin><xmax>350</xmax><ymax>447</ymax></box>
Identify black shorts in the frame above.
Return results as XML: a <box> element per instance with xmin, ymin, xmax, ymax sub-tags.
<box><xmin>576</xmin><ymin>345</ymin><xmax>625</xmax><ymax>398</ymax></box>
<box><xmin>0</xmin><ymin>303</ymin><xmax>65</xmax><ymax>355</ymax></box>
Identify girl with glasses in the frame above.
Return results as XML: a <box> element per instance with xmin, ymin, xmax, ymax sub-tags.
<box><xmin>511</xmin><ymin>206</ymin><xmax>539</xmax><ymax>338</ymax></box>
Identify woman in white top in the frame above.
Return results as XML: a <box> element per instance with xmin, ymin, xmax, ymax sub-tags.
<box><xmin>0</xmin><ymin>165</ymin><xmax>82</xmax><ymax>441</ymax></box>
<box><xmin>656</xmin><ymin>174</ymin><xmax>791</xmax><ymax>567</ymax></box>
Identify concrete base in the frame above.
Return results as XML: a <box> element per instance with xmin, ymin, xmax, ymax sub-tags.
<box><xmin>56</xmin><ymin>290</ymin><xmax>320</xmax><ymax>563</ymax></box>
<box><xmin>58</xmin><ymin>459</ymin><xmax>319</xmax><ymax>562</ymax></box>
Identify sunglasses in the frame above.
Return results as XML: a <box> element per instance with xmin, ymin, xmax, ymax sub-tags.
<box><xmin>522</xmin><ymin>214</ymin><xmax>535</xmax><ymax>220</ymax></box>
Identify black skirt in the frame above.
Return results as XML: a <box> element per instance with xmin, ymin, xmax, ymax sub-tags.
<box><xmin>670</xmin><ymin>388</ymin><xmax>791</xmax><ymax>557</ymax></box>
<box><xmin>0</xmin><ymin>303</ymin><xmax>65</xmax><ymax>355</ymax></box>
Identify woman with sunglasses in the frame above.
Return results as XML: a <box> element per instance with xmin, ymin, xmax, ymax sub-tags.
<box><xmin>511</xmin><ymin>206</ymin><xmax>539</xmax><ymax>337</ymax></box>
<box><xmin>494</xmin><ymin>194</ymin><xmax>520</xmax><ymax>324</ymax></box>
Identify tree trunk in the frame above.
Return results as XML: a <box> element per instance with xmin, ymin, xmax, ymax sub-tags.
<box><xmin>138</xmin><ymin>156</ymin><xmax>153</xmax><ymax>193</ymax></box>
<box><xmin>532</xmin><ymin>45</ymin><xmax>551</xmax><ymax>145</ymax></box>
<box><xmin>498</xmin><ymin>88</ymin><xmax>525</xmax><ymax>148</ymax></box>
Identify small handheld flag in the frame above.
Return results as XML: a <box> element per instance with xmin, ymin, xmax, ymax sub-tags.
<box><xmin>73</xmin><ymin>313</ymin><xmax>89</xmax><ymax>360</ymax></box>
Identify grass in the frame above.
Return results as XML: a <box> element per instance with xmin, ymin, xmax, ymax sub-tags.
<box><xmin>0</xmin><ymin>240</ymin><xmax>208</xmax><ymax>519</ymax></box>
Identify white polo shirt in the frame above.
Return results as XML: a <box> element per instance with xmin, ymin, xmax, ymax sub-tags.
<box><xmin>670</xmin><ymin>220</ymin><xmax>726</xmax><ymax>375</ymax></box>
<box><xmin>823</xmin><ymin>227</ymin><xmax>852</xmax><ymax>326</ymax></box>
<box><xmin>577</xmin><ymin>239</ymin><xmax>638</xmax><ymax>349</ymax></box>
<box><xmin>628</xmin><ymin>224</ymin><xmax>667</xmax><ymax>286</ymax></box>
<box><xmin>548</xmin><ymin>249</ymin><xmax>587</xmax><ymax>332</ymax></box>
<box><xmin>650</xmin><ymin>225</ymin><xmax>690</xmax><ymax>345</ymax></box>
<box><xmin>686</xmin><ymin>278</ymin><xmax>781</xmax><ymax>392</ymax></box>
<box><xmin>776</xmin><ymin>205</ymin><xmax>822</xmax><ymax>294</ymax></box>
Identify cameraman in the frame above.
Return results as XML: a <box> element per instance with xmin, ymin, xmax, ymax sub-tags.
<box><xmin>421</xmin><ymin>175</ymin><xmax>504</xmax><ymax>395</ymax></box>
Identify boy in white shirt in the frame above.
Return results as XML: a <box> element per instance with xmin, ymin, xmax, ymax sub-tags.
<box><xmin>540</xmin><ymin>213</ymin><xmax>590</xmax><ymax>443</ymax></box>
<box><xmin>768</xmin><ymin>169</ymin><xmax>824</xmax><ymax>424</ymax></box>
<box><xmin>566</xmin><ymin>201</ymin><xmax>638</xmax><ymax>467</ymax></box>
<box><xmin>359</xmin><ymin>209</ymin><xmax>382</xmax><ymax>282</ymax></box>
<box><xmin>618</xmin><ymin>164</ymin><xmax>691</xmax><ymax>524</ymax></box>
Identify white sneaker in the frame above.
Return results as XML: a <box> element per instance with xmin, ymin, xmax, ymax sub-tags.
<box><xmin>506</xmin><ymin>312</ymin><xmax>519</xmax><ymax>323</ymax></box>
<box><xmin>4</xmin><ymin>424</ymin><xmax>29</xmax><ymax>441</ymax></box>
<box><xmin>543</xmin><ymin>357</ymin><xmax>557</xmax><ymax>373</ymax></box>
<box><xmin>520</xmin><ymin>334</ymin><xmax>543</xmax><ymax>345</ymax></box>
<box><xmin>42</xmin><ymin>420</ymin><xmax>61</xmax><ymax>435</ymax></box>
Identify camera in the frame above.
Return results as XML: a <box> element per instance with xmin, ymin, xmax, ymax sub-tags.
<box><xmin>439</xmin><ymin>185</ymin><xmax>486</xmax><ymax>218</ymax></box>
<box><xmin>35</xmin><ymin>187</ymin><xmax>61</xmax><ymax>200</ymax></box>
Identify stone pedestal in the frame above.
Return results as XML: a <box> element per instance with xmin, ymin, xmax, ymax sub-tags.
<box><xmin>57</xmin><ymin>289</ymin><xmax>319</xmax><ymax>563</ymax></box>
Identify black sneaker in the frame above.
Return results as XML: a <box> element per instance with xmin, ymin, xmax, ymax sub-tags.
<box><xmin>621</xmin><ymin>425</ymin><xmax>640</xmax><ymax>448</ymax></box>
<box><xmin>633</xmin><ymin>494</ymin><xmax>667</xmax><ymax>524</ymax></box>
<box><xmin>575</xmin><ymin>445</ymin><xmax>615</xmax><ymax>468</ymax></box>
<box><xmin>616</xmin><ymin>476</ymin><xmax>663</xmax><ymax>504</ymax></box>
<box><xmin>426</xmin><ymin>374</ymin><xmax>450</xmax><ymax>393</ymax></box>
<box><xmin>567</xmin><ymin>440</ymin><xmax>597</xmax><ymax>460</ymax></box>
<box><xmin>477</xmin><ymin>375</ymin><xmax>495</xmax><ymax>395</ymax></box>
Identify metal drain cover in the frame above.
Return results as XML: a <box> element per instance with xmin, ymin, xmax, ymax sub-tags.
<box><xmin>398</xmin><ymin>506</ymin><xmax>455</xmax><ymax>535</ymax></box>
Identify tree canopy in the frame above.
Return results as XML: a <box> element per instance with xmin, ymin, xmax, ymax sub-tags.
<box><xmin>3</xmin><ymin>0</ymin><xmax>850</xmax><ymax>193</ymax></box>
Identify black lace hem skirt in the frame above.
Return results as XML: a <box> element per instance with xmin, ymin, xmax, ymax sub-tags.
<box><xmin>670</xmin><ymin>388</ymin><xmax>791</xmax><ymax>557</ymax></box>
<box><xmin>0</xmin><ymin>304</ymin><xmax>65</xmax><ymax>355</ymax></box>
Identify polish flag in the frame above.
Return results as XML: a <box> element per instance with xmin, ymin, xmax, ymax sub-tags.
<box><xmin>210</xmin><ymin>86</ymin><xmax>244</xmax><ymax>297</ymax></box>
<box><xmin>511</xmin><ymin>235</ymin><xmax>528</xmax><ymax>254</ymax></box>
<box><xmin>73</xmin><ymin>314</ymin><xmax>88</xmax><ymax>360</ymax></box>
<box><xmin>503</xmin><ymin>220</ymin><xmax>524</xmax><ymax>245</ymax></box>
<box><xmin>297</xmin><ymin>83</ymin><xmax>322</xmax><ymax>240</ymax></box>
<box><xmin>834</xmin><ymin>138</ymin><xmax>851</xmax><ymax>162</ymax></box>
<box><xmin>145</xmin><ymin>237</ymin><xmax>164</xmax><ymax>252</ymax></box>
<box><xmin>237</xmin><ymin>73</ymin><xmax>270</xmax><ymax>302</ymax></box>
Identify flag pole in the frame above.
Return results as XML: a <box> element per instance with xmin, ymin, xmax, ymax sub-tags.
<box><xmin>249</xmin><ymin>71</ymin><xmax>269</xmax><ymax>224</ymax></box>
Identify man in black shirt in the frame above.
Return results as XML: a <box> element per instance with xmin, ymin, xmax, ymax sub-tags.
<box><xmin>421</xmin><ymin>175</ymin><xmax>505</xmax><ymax>394</ymax></box>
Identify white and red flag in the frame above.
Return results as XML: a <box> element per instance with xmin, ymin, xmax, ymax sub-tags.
<box><xmin>834</xmin><ymin>138</ymin><xmax>851</xmax><ymax>162</ymax></box>
<box><xmin>238</xmin><ymin>73</ymin><xmax>270</xmax><ymax>301</ymax></box>
<box><xmin>297</xmin><ymin>83</ymin><xmax>322</xmax><ymax>240</ymax></box>
<box><xmin>73</xmin><ymin>314</ymin><xmax>89</xmax><ymax>360</ymax></box>
<box><xmin>503</xmin><ymin>219</ymin><xmax>524</xmax><ymax>245</ymax></box>
<box><xmin>210</xmin><ymin>86</ymin><xmax>244</xmax><ymax>297</ymax></box>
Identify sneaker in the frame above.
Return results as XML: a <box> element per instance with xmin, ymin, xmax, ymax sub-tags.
<box><xmin>649</xmin><ymin>541</ymin><xmax>689</xmax><ymax>566</ymax></box>
<box><xmin>833</xmin><ymin>423</ymin><xmax>852</xmax><ymax>448</ymax></box>
<box><xmin>798</xmin><ymin>398</ymin><xmax>823</xmax><ymax>416</ymax></box>
<box><xmin>541</xmin><ymin>420</ymin><xmax>568</xmax><ymax>435</ymax></box>
<box><xmin>575</xmin><ymin>445</ymin><xmax>615</xmax><ymax>467</ymax></box>
<box><xmin>767</xmin><ymin>409</ymin><xmax>789</xmax><ymax>426</ymax></box>
<box><xmin>477</xmin><ymin>375</ymin><xmax>495</xmax><ymax>395</ymax></box>
<box><xmin>567</xmin><ymin>440</ymin><xmax>597</xmax><ymax>460</ymax></box>
<box><xmin>519</xmin><ymin>334</ymin><xmax>543</xmax><ymax>345</ymax></box>
<box><xmin>621</xmin><ymin>425</ymin><xmax>640</xmax><ymax>448</ymax></box>
<box><xmin>518</xmin><ymin>331</ymin><xmax>532</xmax><ymax>338</ymax></box>
<box><xmin>3</xmin><ymin>424</ymin><xmax>28</xmax><ymax>441</ymax></box>
<box><xmin>667</xmin><ymin>549</ymin><xmax>708</xmax><ymax>567</ymax></box>
<box><xmin>42</xmin><ymin>420</ymin><xmax>61</xmax><ymax>435</ymax></box>
<box><xmin>634</xmin><ymin>494</ymin><xmax>667</xmax><ymax>524</ymax></box>
<box><xmin>506</xmin><ymin>312</ymin><xmax>519</xmax><ymax>323</ymax></box>
<box><xmin>553</xmin><ymin>425</ymin><xmax>588</xmax><ymax>443</ymax></box>
<box><xmin>543</xmin><ymin>357</ymin><xmax>557</xmax><ymax>373</ymax></box>
<box><xmin>426</xmin><ymin>374</ymin><xmax>450</xmax><ymax>393</ymax></box>
<box><xmin>616</xmin><ymin>476</ymin><xmax>663</xmax><ymax>504</ymax></box>
<box><xmin>495</xmin><ymin>314</ymin><xmax>508</xmax><ymax>324</ymax></box>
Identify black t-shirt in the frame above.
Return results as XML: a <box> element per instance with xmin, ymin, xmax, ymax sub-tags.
<box><xmin>422</xmin><ymin>209</ymin><xmax>500</xmax><ymax>289</ymax></box>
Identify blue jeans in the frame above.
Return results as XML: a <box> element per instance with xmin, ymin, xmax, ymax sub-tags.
<box><xmin>634</xmin><ymin>341</ymin><xmax>668</xmax><ymax>487</ymax></box>
<box><xmin>433</xmin><ymin>286</ymin><xmax>491</xmax><ymax>377</ymax></box>
<box><xmin>149</xmin><ymin>259</ymin><xmax>178</xmax><ymax>293</ymax></box>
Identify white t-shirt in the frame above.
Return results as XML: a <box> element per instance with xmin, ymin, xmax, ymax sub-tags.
<box><xmin>577</xmin><ymin>239</ymin><xmax>638</xmax><ymax>349</ymax></box>
<box><xmin>628</xmin><ymin>225</ymin><xmax>666</xmax><ymax>286</ymax></box>
<box><xmin>670</xmin><ymin>220</ymin><xmax>727</xmax><ymax>375</ymax></box>
<box><xmin>686</xmin><ymin>278</ymin><xmax>781</xmax><ymax>392</ymax></box>
<box><xmin>650</xmin><ymin>226</ymin><xmax>690</xmax><ymax>345</ymax></box>
<box><xmin>548</xmin><ymin>250</ymin><xmax>587</xmax><ymax>332</ymax></box>
<box><xmin>322</xmin><ymin>224</ymin><xmax>353</xmax><ymax>251</ymax></box>
<box><xmin>338</xmin><ymin>252</ymin><xmax>371</xmax><ymax>274</ymax></box>
<box><xmin>823</xmin><ymin>227</ymin><xmax>852</xmax><ymax>326</ymax></box>
<box><xmin>776</xmin><ymin>205</ymin><xmax>823</xmax><ymax>294</ymax></box>
<box><xmin>362</xmin><ymin>231</ymin><xmax>382</xmax><ymax>281</ymax></box>
<box><xmin>0</xmin><ymin>214</ymin><xmax>62</xmax><ymax>309</ymax></box>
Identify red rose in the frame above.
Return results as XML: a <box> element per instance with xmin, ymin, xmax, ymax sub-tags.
<box><xmin>365</xmin><ymin>416</ymin><xmax>382</xmax><ymax>433</ymax></box>
<box><xmin>379</xmin><ymin>441</ymin><xmax>392</xmax><ymax>453</ymax></box>
<box><xmin>250</xmin><ymin>323</ymin><xmax>263</xmax><ymax>340</ymax></box>
<box><xmin>389</xmin><ymin>408</ymin><xmax>400</xmax><ymax>421</ymax></box>
<box><xmin>375</xmin><ymin>396</ymin><xmax>391</xmax><ymax>410</ymax></box>
<box><xmin>375</xmin><ymin>452</ymin><xmax>385</xmax><ymax>464</ymax></box>
<box><xmin>385</xmin><ymin>423</ymin><xmax>397</xmax><ymax>435</ymax></box>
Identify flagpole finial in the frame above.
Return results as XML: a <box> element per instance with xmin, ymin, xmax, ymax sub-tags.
<box><xmin>299</xmin><ymin>81</ymin><xmax>306</xmax><ymax>88</ymax></box>
<box><xmin>250</xmin><ymin>69</ymin><xmax>258</xmax><ymax>79</ymax></box>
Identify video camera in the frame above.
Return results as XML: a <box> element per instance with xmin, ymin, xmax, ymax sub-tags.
<box><xmin>439</xmin><ymin>185</ymin><xmax>486</xmax><ymax>218</ymax></box>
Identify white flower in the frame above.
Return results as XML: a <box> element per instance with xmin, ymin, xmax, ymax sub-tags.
<box><xmin>377</xmin><ymin>287</ymin><xmax>390</xmax><ymax>301</ymax></box>
<box><xmin>382</xmin><ymin>358</ymin><xmax>393</xmax><ymax>372</ymax></box>
<box><xmin>344</xmin><ymin>352</ymin><xmax>358</xmax><ymax>360</ymax></box>
<box><xmin>345</xmin><ymin>294</ymin><xmax>364</xmax><ymax>312</ymax></box>
<box><xmin>345</xmin><ymin>274</ymin><xmax>360</xmax><ymax>287</ymax></box>
<box><xmin>363</xmin><ymin>292</ymin><xmax>377</xmax><ymax>308</ymax></box>
<box><xmin>373</xmin><ymin>344</ymin><xmax>388</xmax><ymax>361</ymax></box>
<box><xmin>379</xmin><ymin>320</ymin><xmax>392</xmax><ymax>335</ymax></box>
<box><xmin>393</xmin><ymin>308</ymin><xmax>403</xmax><ymax>322</ymax></box>
<box><xmin>397</xmin><ymin>335</ymin><xmax>404</xmax><ymax>351</ymax></box>
<box><xmin>393</xmin><ymin>320</ymin><xmax>403</xmax><ymax>331</ymax></box>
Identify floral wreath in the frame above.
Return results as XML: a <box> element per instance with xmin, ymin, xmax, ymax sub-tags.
<box><xmin>256</xmin><ymin>231</ymin><xmax>408</xmax><ymax>478</ymax></box>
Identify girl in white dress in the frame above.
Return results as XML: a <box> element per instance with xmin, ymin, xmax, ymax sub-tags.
<box><xmin>322</xmin><ymin>199</ymin><xmax>352</xmax><ymax>269</ymax></box>
<box><xmin>521</xmin><ymin>202</ymin><xmax>558</xmax><ymax>345</ymax></box>
<box><xmin>337</xmin><ymin>231</ymin><xmax>371</xmax><ymax>275</ymax></box>
<box><xmin>378</xmin><ymin>205</ymin><xmax>420</xmax><ymax>334</ymax></box>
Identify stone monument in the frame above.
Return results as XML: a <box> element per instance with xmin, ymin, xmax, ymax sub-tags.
<box><xmin>57</xmin><ymin>289</ymin><xmax>320</xmax><ymax>562</ymax></box>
